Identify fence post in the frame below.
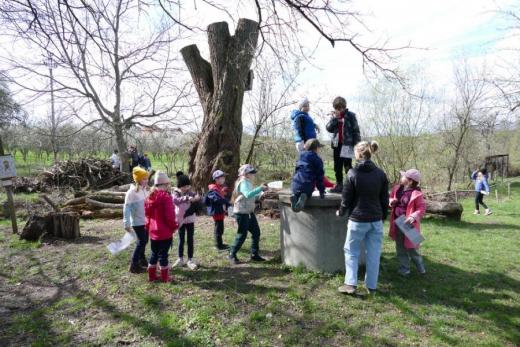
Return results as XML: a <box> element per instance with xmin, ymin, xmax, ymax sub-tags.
<box><xmin>454</xmin><ymin>190</ymin><xmax>458</xmax><ymax>203</ymax></box>
<box><xmin>508</xmin><ymin>182</ymin><xmax>511</xmax><ymax>200</ymax></box>
<box><xmin>495</xmin><ymin>190</ymin><xmax>499</xmax><ymax>203</ymax></box>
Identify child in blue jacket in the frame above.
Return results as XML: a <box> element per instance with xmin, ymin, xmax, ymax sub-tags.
<box><xmin>204</xmin><ymin>170</ymin><xmax>232</xmax><ymax>250</ymax></box>
<box><xmin>471</xmin><ymin>168</ymin><xmax>492</xmax><ymax>215</ymax></box>
<box><xmin>290</xmin><ymin>139</ymin><xmax>326</xmax><ymax>212</ymax></box>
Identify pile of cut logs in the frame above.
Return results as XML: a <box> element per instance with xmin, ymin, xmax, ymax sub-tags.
<box><xmin>61</xmin><ymin>188</ymin><xmax>128</xmax><ymax>219</ymax></box>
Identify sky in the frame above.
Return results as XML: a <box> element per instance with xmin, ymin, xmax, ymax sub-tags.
<box><xmin>1</xmin><ymin>0</ymin><xmax>518</xmax><ymax>135</ymax></box>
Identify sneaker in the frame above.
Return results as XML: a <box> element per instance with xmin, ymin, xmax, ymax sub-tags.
<box><xmin>473</xmin><ymin>210</ymin><xmax>480</xmax><ymax>215</ymax></box>
<box><xmin>216</xmin><ymin>244</ymin><xmax>230</xmax><ymax>251</ymax></box>
<box><xmin>250</xmin><ymin>254</ymin><xmax>266</xmax><ymax>262</ymax></box>
<box><xmin>485</xmin><ymin>209</ymin><xmax>492</xmax><ymax>216</ymax></box>
<box><xmin>398</xmin><ymin>268</ymin><xmax>411</xmax><ymax>276</ymax></box>
<box><xmin>172</xmin><ymin>258</ymin><xmax>185</xmax><ymax>268</ymax></box>
<box><xmin>228</xmin><ymin>254</ymin><xmax>240</xmax><ymax>265</ymax></box>
<box><xmin>290</xmin><ymin>194</ymin><xmax>298</xmax><ymax>211</ymax></box>
<box><xmin>329</xmin><ymin>184</ymin><xmax>343</xmax><ymax>194</ymax></box>
<box><xmin>338</xmin><ymin>284</ymin><xmax>356</xmax><ymax>294</ymax></box>
<box><xmin>293</xmin><ymin>193</ymin><xmax>308</xmax><ymax>212</ymax></box>
<box><xmin>187</xmin><ymin>259</ymin><xmax>198</xmax><ymax>270</ymax></box>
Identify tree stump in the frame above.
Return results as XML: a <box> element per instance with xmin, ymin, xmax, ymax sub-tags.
<box><xmin>20</xmin><ymin>212</ymin><xmax>80</xmax><ymax>241</ymax></box>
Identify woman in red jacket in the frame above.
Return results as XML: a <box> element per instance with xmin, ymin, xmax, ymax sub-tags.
<box><xmin>145</xmin><ymin>171</ymin><xmax>178</xmax><ymax>283</ymax></box>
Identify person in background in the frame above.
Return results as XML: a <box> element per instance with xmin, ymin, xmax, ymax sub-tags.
<box><xmin>145</xmin><ymin>171</ymin><xmax>178</xmax><ymax>283</ymax></box>
<box><xmin>142</xmin><ymin>153</ymin><xmax>152</xmax><ymax>171</ymax></box>
<box><xmin>291</xmin><ymin>97</ymin><xmax>319</xmax><ymax>153</ymax></box>
<box><xmin>326</xmin><ymin>96</ymin><xmax>361</xmax><ymax>193</ymax></box>
<box><xmin>388</xmin><ymin>169</ymin><xmax>426</xmax><ymax>276</ymax></box>
<box><xmin>123</xmin><ymin>167</ymin><xmax>150</xmax><ymax>273</ymax></box>
<box><xmin>471</xmin><ymin>168</ymin><xmax>492</xmax><ymax>215</ymax></box>
<box><xmin>110</xmin><ymin>149</ymin><xmax>121</xmax><ymax>171</ymax></box>
<box><xmin>172</xmin><ymin>171</ymin><xmax>200</xmax><ymax>270</ymax></box>
<box><xmin>228</xmin><ymin>164</ymin><xmax>269</xmax><ymax>265</ymax></box>
<box><xmin>290</xmin><ymin>139</ymin><xmax>326</xmax><ymax>212</ymax></box>
<box><xmin>205</xmin><ymin>170</ymin><xmax>231</xmax><ymax>250</ymax></box>
<box><xmin>128</xmin><ymin>145</ymin><xmax>140</xmax><ymax>171</ymax></box>
<box><xmin>337</xmin><ymin>141</ymin><xmax>388</xmax><ymax>295</ymax></box>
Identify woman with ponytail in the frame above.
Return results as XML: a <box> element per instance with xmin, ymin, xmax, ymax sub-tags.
<box><xmin>336</xmin><ymin>141</ymin><xmax>389</xmax><ymax>295</ymax></box>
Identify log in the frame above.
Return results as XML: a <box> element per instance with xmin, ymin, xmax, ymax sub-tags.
<box><xmin>108</xmin><ymin>184</ymin><xmax>132</xmax><ymax>192</ymax></box>
<box><xmin>90</xmin><ymin>208</ymin><xmax>123</xmax><ymax>219</ymax></box>
<box><xmin>61</xmin><ymin>204</ymin><xmax>88</xmax><ymax>213</ymax></box>
<box><xmin>20</xmin><ymin>212</ymin><xmax>80</xmax><ymax>241</ymax></box>
<box><xmin>88</xmin><ymin>193</ymin><xmax>125</xmax><ymax>204</ymax></box>
<box><xmin>40</xmin><ymin>194</ymin><xmax>61</xmax><ymax>212</ymax></box>
<box><xmin>85</xmin><ymin>198</ymin><xmax>123</xmax><ymax>210</ymax></box>
<box><xmin>64</xmin><ymin>196</ymin><xmax>86</xmax><ymax>206</ymax></box>
<box><xmin>425</xmin><ymin>200</ymin><xmax>463</xmax><ymax>221</ymax></box>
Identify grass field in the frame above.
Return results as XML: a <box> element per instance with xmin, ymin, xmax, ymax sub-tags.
<box><xmin>0</xmin><ymin>181</ymin><xmax>519</xmax><ymax>346</ymax></box>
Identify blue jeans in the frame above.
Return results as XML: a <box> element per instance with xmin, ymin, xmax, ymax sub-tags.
<box><xmin>344</xmin><ymin>220</ymin><xmax>384</xmax><ymax>290</ymax></box>
<box><xmin>149</xmin><ymin>238</ymin><xmax>172</xmax><ymax>267</ymax></box>
<box><xmin>131</xmin><ymin>225</ymin><xmax>148</xmax><ymax>265</ymax></box>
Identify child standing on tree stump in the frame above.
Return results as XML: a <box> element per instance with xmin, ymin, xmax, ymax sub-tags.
<box><xmin>228</xmin><ymin>164</ymin><xmax>269</xmax><ymax>265</ymax></box>
<box><xmin>145</xmin><ymin>171</ymin><xmax>178</xmax><ymax>283</ymax></box>
<box><xmin>172</xmin><ymin>171</ymin><xmax>200</xmax><ymax>270</ymax></box>
<box><xmin>123</xmin><ymin>167</ymin><xmax>150</xmax><ymax>274</ymax></box>
<box><xmin>388</xmin><ymin>169</ymin><xmax>426</xmax><ymax>276</ymax></box>
<box><xmin>205</xmin><ymin>170</ymin><xmax>231</xmax><ymax>251</ymax></box>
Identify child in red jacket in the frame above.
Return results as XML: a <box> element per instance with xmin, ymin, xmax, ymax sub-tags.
<box><xmin>145</xmin><ymin>171</ymin><xmax>178</xmax><ymax>283</ymax></box>
<box><xmin>389</xmin><ymin>169</ymin><xmax>426</xmax><ymax>276</ymax></box>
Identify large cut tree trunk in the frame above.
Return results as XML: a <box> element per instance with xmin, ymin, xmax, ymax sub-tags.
<box><xmin>181</xmin><ymin>19</ymin><xmax>259</xmax><ymax>190</ymax></box>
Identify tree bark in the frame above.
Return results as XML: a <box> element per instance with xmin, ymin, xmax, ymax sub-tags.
<box><xmin>181</xmin><ymin>19</ymin><xmax>259</xmax><ymax>190</ymax></box>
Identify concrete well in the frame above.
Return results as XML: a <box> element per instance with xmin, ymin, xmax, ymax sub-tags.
<box><xmin>279</xmin><ymin>191</ymin><xmax>365</xmax><ymax>274</ymax></box>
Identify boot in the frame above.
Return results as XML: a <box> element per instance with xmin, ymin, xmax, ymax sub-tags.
<box><xmin>147</xmin><ymin>265</ymin><xmax>158</xmax><ymax>282</ymax></box>
<box><xmin>250</xmin><ymin>254</ymin><xmax>266</xmax><ymax>262</ymax></box>
<box><xmin>129</xmin><ymin>262</ymin><xmax>145</xmax><ymax>274</ymax></box>
<box><xmin>160</xmin><ymin>266</ymin><xmax>174</xmax><ymax>283</ymax></box>
<box><xmin>138</xmin><ymin>257</ymin><xmax>148</xmax><ymax>269</ymax></box>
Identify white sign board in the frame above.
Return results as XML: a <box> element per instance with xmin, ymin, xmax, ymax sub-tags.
<box><xmin>0</xmin><ymin>155</ymin><xmax>17</xmax><ymax>179</ymax></box>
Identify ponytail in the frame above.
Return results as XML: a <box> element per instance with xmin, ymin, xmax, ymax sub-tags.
<box><xmin>355</xmin><ymin>140</ymin><xmax>379</xmax><ymax>160</ymax></box>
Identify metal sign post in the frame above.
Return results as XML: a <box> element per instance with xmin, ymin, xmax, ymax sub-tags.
<box><xmin>0</xmin><ymin>154</ymin><xmax>18</xmax><ymax>234</ymax></box>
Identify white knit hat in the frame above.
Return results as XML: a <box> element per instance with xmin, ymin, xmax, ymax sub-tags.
<box><xmin>154</xmin><ymin>170</ymin><xmax>171</xmax><ymax>185</ymax></box>
<box><xmin>298</xmin><ymin>97</ymin><xmax>310</xmax><ymax>110</ymax></box>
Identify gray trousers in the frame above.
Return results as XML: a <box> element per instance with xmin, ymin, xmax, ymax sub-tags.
<box><xmin>396</xmin><ymin>230</ymin><xmax>425</xmax><ymax>272</ymax></box>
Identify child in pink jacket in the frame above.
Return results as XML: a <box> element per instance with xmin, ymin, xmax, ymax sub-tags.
<box><xmin>172</xmin><ymin>172</ymin><xmax>201</xmax><ymax>271</ymax></box>
<box><xmin>389</xmin><ymin>169</ymin><xmax>426</xmax><ymax>276</ymax></box>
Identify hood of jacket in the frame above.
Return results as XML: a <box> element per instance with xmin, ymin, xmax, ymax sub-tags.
<box><xmin>290</xmin><ymin>109</ymin><xmax>307</xmax><ymax>120</ymax></box>
<box><xmin>355</xmin><ymin>160</ymin><xmax>378</xmax><ymax>173</ymax></box>
<box><xmin>146</xmin><ymin>189</ymin><xmax>171</xmax><ymax>211</ymax></box>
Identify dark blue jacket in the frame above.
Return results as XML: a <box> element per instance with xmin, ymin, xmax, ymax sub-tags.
<box><xmin>291</xmin><ymin>110</ymin><xmax>317</xmax><ymax>143</ymax></box>
<box><xmin>204</xmin><ymin>185</ymin><xmax>231</xmax><ymax>216</ymax></box>
<box><xmin>291</xmin><ymin>150</ymin><xmax>325</xmax><ymax>197</ymax></box>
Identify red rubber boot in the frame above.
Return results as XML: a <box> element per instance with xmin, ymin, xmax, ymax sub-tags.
<box><xmin>160</xmin><ymin>266</ymin><xmax>174</xmax><ymax>283</ymax></box>
<box><xmin>148</xmin><ymin>265</ymin><xmax>158</xmax><ymax>282</ymax></box>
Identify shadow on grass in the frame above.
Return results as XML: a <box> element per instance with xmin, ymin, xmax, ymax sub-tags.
<box><xmin>0</xmin><ymin>253</ymin><xmax>197</xmax><ymax>346</ymax></box>
<box><xmin>425</xmin><ymin>217</ymin><xmax>520</xmax><ymax>231</ymax></box>
<box><xmin>379</xmin><ymin>254</ymin><xmax>520</xmax><ymax>345</ymax></box>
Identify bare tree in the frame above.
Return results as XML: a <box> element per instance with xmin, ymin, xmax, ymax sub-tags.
<box><xmin>244</xmin><ymin>56</ymin><xmax>298</xmax><ymax>164</ymax></box>
<box><xmin>441</xmin><ymin>61</ymin><xmax>489</xmax><ymax>191</ymax></box>
<box><xmin>0</xmin><ymin>0</ymin><xmax>190</xmax><ymax>172</ymax></box>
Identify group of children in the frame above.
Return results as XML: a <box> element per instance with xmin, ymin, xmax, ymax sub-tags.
<box><xmin>122</xmin><ymin>164</ymin><xmax>268</xmax><ymax>283</ymax></box>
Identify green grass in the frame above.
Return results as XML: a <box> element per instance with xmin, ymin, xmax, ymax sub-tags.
<box><xmin>0</xmin><ymin>183</ymin><xmax>519</xmax><ymax>346</ymax></box>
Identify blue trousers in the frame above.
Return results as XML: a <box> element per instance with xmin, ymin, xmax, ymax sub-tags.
<box><xmin>344</xmin><ymin>220</ymin><xmax>384</xmax><ymax>290</ymax></box>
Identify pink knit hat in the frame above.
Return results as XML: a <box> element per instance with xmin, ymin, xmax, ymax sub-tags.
<box><xmin>401</xmin><ymin>169</ymin><xmax>421</xmax><ymax>184</ymax></box>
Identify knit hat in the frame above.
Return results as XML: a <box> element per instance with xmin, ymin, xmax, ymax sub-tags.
<box><xmin>176</xmin><ymin>171</ymin><xmax>191</xmax><ymax>188</ymax></box>
<box><xmin>400</xmin><ymin>169</ymin><xmax>421</xmax><ymax>184</ymax></box>
<box><xmin>212</xmin><ymin>170</ymin><xmax>227</xmax><ymax>180</ymax></box>
<box><xmin>154</xmin><ymin>170</ymin><xmax>171</xmax><ymax>186</ymax></box>
<box><xmin>238</xmin><ymin>164</ymin><xmax>257</xmax><ymax>176</ymax></box>
<box><xmin>304</xmin><ymin>138</ymin><xmax>324</xmax><ymax>151</ymax></box>
<box><xmin>132</xmin><ymin>166</ymin><xmax>149</xmax><ymax>183</ymax></box>
<box><xmin>299</xmin><ymin>97</ymin><xmax>310</xmax><ymax>110</ymax></box>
